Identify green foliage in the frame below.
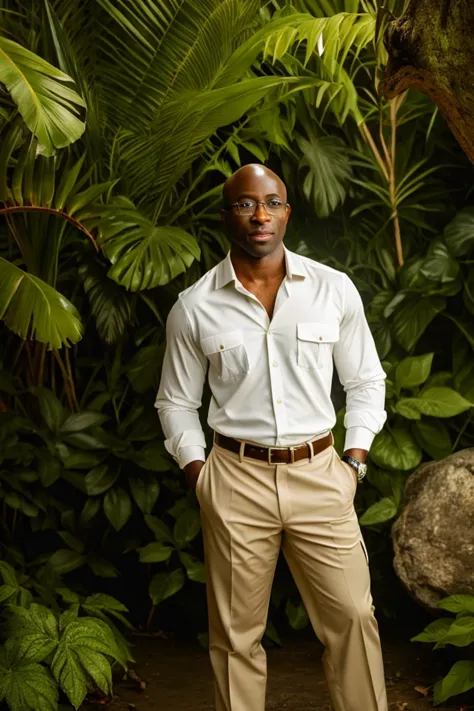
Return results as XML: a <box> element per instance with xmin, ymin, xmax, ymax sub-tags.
<box><xmin>412</xmin><ymin>595</ymin><xmax>474</xmax><ymax>704</ymax></box>
<box><xmin>0</xmin><ymin>1</ymin><xmax>474</xmax><ymax>705</ymax></box>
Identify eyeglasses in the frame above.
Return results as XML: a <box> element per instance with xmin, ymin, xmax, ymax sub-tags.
<box><xmin>225</xmin><ymin>199</ymin><xmax>290</xmax><ymax>216</ymax></box>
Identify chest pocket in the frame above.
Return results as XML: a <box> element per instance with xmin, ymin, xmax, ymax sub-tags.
<box><xmin>200</xmin><ymin>330</ymin><xmax>249</xmax><ymax>380</ymax></box>
<box><xmin>297</xmin><ymin>322</ymin><xmax>339</xmax><ymax>371</ymax></box>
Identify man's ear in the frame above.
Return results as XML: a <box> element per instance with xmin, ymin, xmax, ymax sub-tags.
<box><xmin>220</xmin><ymin>208</ymin><xmax>228</xmax><ymax>224</ymax></box>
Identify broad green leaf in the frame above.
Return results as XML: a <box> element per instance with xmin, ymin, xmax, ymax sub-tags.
<box><xmin>395</xmin><ymin>353</ymin><xmax>433</xmax><ymax>390</ymax></box>
<box><xmin>125</xmin><ymin>345</ymin><xmax>163</xmax><ymax>394</ymax></box>
<box><xmin>395</xmin><ymin>399</ymin><xmax>421</xmax><ymax>420</ymax></box>
<box><xmin>0</xmin><ymin>585</ymin><xmax>18</xmax><ymax>604</ymax></box>
<box><xmin>93</xmin><ymin>197</ymin><xmax>200</xmax><ymax>291</ymax></box>
<box><xmin>434</xmin><ymin>660</ymin><xmax>474</xmax><ymax>704</ymax></box>
<box><xmin>0</xmin><ymin>37</ymin><xmax>85</xmax><ymax>155</ymax></box>
<box><xmin>82</xmin><ymin>593</ymin><xmax>128</xmax><ymax>614</ymax></box>
<box><xmin>60</xmin><ymin>411</ymin><xmax>109</xmax><ymax>435</ymax></box>
<box><xmin>413</xmin><ymin>419</ymin><xmax>452</xmax><ymax>460</ymax></box>
<box><xmin>420</xmin><ymin>239</ymin><xmax>459</xmax><ymax>283</ymax></box>
<box><xmin>32</xmin><ymin>387</ymin><xmax>64</xmax><ymax>434</ymax></box>
<box><xmin>417</xmin><ymin>387</ymin><xmax>473</xmax><ymax>417</ymax></box>
<box><xmin>0</xmin><ymin>561</ymin><xmax>18</xmax><ymax>587</ymax></box>
<box><xmin>441</xmin><ymin>616</ymin><xmax>474</xmax><ymax>647</ymax></box>
<box><xmin>149</xmin><ymin>569</ymin><xmax>185</xmax><ymax>605</ymax></box>
<box><xmin>0</xmin><ymin>257</ymin><xmax>83</xmax><ymax>348</ymax></box>
<box><xmin>129</xmin><ymin>474</ymin><xmax>160</xmax><ymax>514</ymax></box>
<box><xmin>49</xmin><ymin>549</ymin><xmax>85</xmax><ymax>575</ymax></box>
<box><xmin>79</xmin><ymin>257</ymin><xmax>133</xmax><ymax>345</ymax></box>
<box><xmin>103</xmin><ymin>487</ymin><xmax>132</xmax><ymax>532</ymax></box>
<box><xmin>359</xmin><ymin>497</ymin><xmax>398</xmax><ymax>527</ymax></box>
<box><xmin>179</xmin><ymin>552</ymin><xmax>206</xmax><ymax>583</ymax></box>
<box><xmin>393</xmin><ymin>295</ymin><xmax>445</xmax><ymax>352</ymax></box>
<box><xmin>137</xmin><ymin>542</ymin><xmax>173</xmax><ymax>563</ymax></box>
<box><xmin>0</xmin><ymin>654</ymin><xmax>58</xmax><ymax>711</ymax></box>
<box><xmin>85</xmin><ymin>465</ymin><xmax>118</xmax><ymax>496</ymax></box>
<box><xmin>438</xmin><ymin>595</ymin><xmax>474</xmax><ymax>615</ymax></box>
<box><xmin>285</xmin><ymin>599</ymin><xmax>309</xmax><ymax>631</ymax></box>
<box><xmin>370</xmin><ymin>428</ymin><xmax>422</xmax><ymax>471</ymax></box>
<box><xmin>411</xmin><ymin>618</ymin><xmax>453</xmax><ymax>643</ymax></box>
<box><xmin>58</xmin><ymin>531</ymin><xmax>84</xmax><ymax>554</ymax></box>
<box><xmin>37</xmin><ymin>450</ymin><xmax>61</xmax><ymax>487</ymax></box>
<box><xmin>52</xmin><ymin>618</ymin><xmax>119</xmax><ymax>708</ymax></box>
<box><xmin>173</xmin><ymin>509</ymin><xmax>202</xmax><ymax>548</ymax></box>
<box><xmin>133</xmin><ymin>442</ymin><xmax>170</xmax><ymax>472</ymax></box>
<box><xmin>80</xmin><ymin>497</ymin><xmax>101</xmax><ymax>524</ymax></box>
<box><xmin>5</xmin><ymin>604</ymin><xmax>59</xmax><ymax>664</ymax></box>
<box><xmin>297</xmin><ymin>134</ymin><xmax>351</xmax><ymax>217</ymax></box>
<box><xmin>444</xmin><ymin>207</ymin><xmax>474</xmax><ymax>257</ymax></box>
<box><xmin>86</xmin><ymin>557</ymin><xmax>119</xmax><ymax>579</ymax></box>
<box><xmin>57</xmin><ymin>588</ymin><xmax>81</xmax><ymax>604</ymax></box>
<box><xmin>144</xmin><ymin>515</ymin><xmax>174</xmax><ymax>543</ymax></box>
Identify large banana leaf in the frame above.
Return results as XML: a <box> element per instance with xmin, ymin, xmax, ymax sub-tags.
<box><xmin>0</xmin><ymin>37</ymin><xmax>85</xmax><ymax>156</ymax></box>
<box><xmin>90</xmin><ymin>197</ymin><xmax>201</xmax><ymax>291</ymax></box>
<box><xmin>0</xmin><ymin>257</ymin><xmax>82</xmax><ymax>348</ymax></box>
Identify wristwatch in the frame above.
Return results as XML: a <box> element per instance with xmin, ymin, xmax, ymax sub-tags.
<box><xmin>342</xmin><ymin>455</ymin><xmax>368</xmax><ymax>483</ymax></box>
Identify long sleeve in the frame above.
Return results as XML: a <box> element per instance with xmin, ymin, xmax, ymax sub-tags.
<box><xmin>334</xmin><ymin>275</ymin><xmax>387</xmax><ymax>452</ymax></box>
<box><xmin>155</xmin><ymin>298</ymin><xmax>208</xmax><ymax>469</ymax></box>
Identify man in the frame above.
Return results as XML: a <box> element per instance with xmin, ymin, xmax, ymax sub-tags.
<box><xmin>155</xmin><ymin>164</ymin><xmax>388</xmax><ymax>711</ymax></box>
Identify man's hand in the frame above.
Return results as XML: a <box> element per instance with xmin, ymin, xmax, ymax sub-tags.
<box><xmin>183</xmin><ymin>459</ymin><xmax>206</xmax><ymax>492</ymax></box>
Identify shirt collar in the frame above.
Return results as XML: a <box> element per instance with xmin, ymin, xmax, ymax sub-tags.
<box><xmin>214</xmin><ymin>246</ymin><xmax>306</xmax><ymax>290</ymax></box>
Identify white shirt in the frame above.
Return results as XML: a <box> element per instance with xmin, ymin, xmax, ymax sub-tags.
<box><xmin>155</xmin><ymin>247</ymin><xmax>386</xmax><ymax>469</ymax></box>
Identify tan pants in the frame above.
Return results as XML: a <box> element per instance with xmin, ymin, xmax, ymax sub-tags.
<box><xmin>196</xmin><ymin>441</ymin><xmax>388</xmax><ymax>711</ymax></box>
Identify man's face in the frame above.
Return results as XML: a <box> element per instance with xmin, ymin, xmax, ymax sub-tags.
<box><xmin>221</xmin><ymin>168</ymin><xmax>291</xmax><ymax>259</ymax></box>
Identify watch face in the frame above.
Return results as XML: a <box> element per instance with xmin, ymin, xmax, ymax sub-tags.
<box><xmin>359</xmin><ymin>462</ymin><xmax>368</xmax><ymax>475</ymax></box>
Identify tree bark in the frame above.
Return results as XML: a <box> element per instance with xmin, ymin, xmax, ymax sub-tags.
<box><xmin>381</xmin><ymin>0</ymin><xmax>474</xmax><ymax>164</ymax></box>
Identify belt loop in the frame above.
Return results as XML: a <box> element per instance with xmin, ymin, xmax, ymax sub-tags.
<box><xmin>239</xmin><ymin>440</ymin><xmax>245</xmax><ymax>463</ymax></box>
<box><xmin>307</xmin><ymin>441</ymin><xmax>314</xmax><ymax>462</ymax></box>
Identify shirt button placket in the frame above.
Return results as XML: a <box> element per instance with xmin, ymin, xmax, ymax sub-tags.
<box><xmin>267</xmin><ymin>330</ymin><xmax>287</xmax><ymax>440</ymax></box>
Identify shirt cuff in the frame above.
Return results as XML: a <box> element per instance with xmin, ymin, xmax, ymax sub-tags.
<box><xmin>344</xmin><ymin>427</ymin><xmax>376</xmax><ymax>453</ymax></box>
<box><xmin>178</xmin><ymin>445</ymin><xmax>206</xmax><ymax>470</ymax></box>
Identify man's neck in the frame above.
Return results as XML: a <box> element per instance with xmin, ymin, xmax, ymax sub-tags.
<box><xmin>230</xmin><ymin>244</ymin><xmax>286</xmax><ymax>285</ymax></box>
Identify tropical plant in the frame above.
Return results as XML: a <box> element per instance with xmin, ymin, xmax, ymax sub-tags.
<box><xmin>1</xmin><ymin>3</ymin><xmax>474</xmax><ymax>703</ymax></box>
<box><xmin>412</xmin><ymin>594</ymin><xmax>474</xmax><ymax>704</ymax></box>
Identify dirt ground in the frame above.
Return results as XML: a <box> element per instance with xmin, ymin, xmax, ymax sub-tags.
<box><xmin>87</xmin><ymin>627</ymin><xmax>466</xmax><ymax>711</ymax></box>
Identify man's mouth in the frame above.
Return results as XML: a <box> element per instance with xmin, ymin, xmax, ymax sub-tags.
<box><xmin>249</xmin><ymin>230</ymin><xmax>274</xmax><ymax>241</ymax></box>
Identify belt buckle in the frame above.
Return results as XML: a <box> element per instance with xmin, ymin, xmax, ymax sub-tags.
<box><xmin>267</xmin><ymin>445</ymin><xmax>296</xmax><ymax>464</ymax></box>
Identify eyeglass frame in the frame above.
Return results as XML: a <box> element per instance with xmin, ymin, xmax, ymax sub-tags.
<box><xmin>224</xmin><ymin>199</ymin><xmax>290</xmax><ymax>216</ymax></box>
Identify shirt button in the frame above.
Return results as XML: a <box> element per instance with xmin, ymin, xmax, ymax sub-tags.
<box><xmin>272</xmin><ymin>361</ymin><xmax>278</xmax><ymax>367</ymax></box>
<box><xmin>276</xmin><ymin>398</ymin><xmax>282</xmax><ymax>404</ymax></box>
<box><xmin>220</xmin><ymin>345</ymin><xmax>224</xmax><ymax>350</ymax></box>
<box><xmin>319</xmin><ymin>336</ymin><xmax>323</xmax><ymax>341</ymax></box>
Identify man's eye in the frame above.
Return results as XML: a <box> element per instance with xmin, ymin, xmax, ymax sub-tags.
<box><xmin>268</xmin><ymin>200</ymin><xmax>283</xmax><ymax>207</ymax></box>
<box><xmin>238</xmin><ymin>201</ymin><xmax>255</xmax><ymax>208</ymax></box>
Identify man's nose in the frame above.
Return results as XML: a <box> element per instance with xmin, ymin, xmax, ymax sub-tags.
<box><xmin>251</xmin><ymin>204</ymin><xmax>271</xmax><ymax>223</ymax></box>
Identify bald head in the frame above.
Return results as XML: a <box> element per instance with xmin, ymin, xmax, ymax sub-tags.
<box><xmin>223</xmin><ymin>164</ymin><xmax>287</xmax><ymax>205</ymax></box>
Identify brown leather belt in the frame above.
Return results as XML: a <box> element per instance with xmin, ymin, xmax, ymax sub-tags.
<box><xmin>214</xmin><ymin>432</ymin><xmax>333</xmax><ymax>464</ymax></box>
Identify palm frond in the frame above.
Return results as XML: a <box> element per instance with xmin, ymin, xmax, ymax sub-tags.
<box><xmin>0</xmin><ymin>256</ymin><xmax>82</xmax><ymax>347</ymax></box>
<box><xmin>117</xmin><ymin>76</ymin><xmax>318</xmax><ymax>212</ymax></box>
<box><xmin>86</xmin><ymin>196</ymin><xmax>201</xmax><ymax>291</ymax></box>
<box><xmin>96</xmin><ymin>0</ymin><xmax>261</xmax><ymax>131</ymax></box>
<box><xmin>297</xmin><ymin>134</ymin><xmax>352</xmax><ymax>216</ymax></box>
<box><xmin>0</xmin><ymin>36</ymin><xmax>85</xmax><ymax>155</ymax></box>
<box><xmin>79</xmin><ymin>255</ymin><xmax>134</xmax><ymax>344</ymax></box>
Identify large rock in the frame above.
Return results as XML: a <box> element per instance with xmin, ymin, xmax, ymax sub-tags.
<box><xmin>392</xmin><ymin>448</ymin><xmax>474</xmax><ymax>610</ymax></box>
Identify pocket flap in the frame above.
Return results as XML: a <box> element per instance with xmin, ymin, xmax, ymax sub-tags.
<box><xmin>297</xmin><ymin>322</ymin><xmax>339</xmax><ymax>343</ymax></box>
<box><xmin>200</xmin><ymin>330</ymin><xmax>244</xmax><ymax>356</ymax></box>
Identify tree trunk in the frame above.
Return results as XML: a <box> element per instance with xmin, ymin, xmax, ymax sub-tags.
<box><xmin>381</xmin><ymin>0</ymin><xmax>474</xmax><ymax>164</ymax></box>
